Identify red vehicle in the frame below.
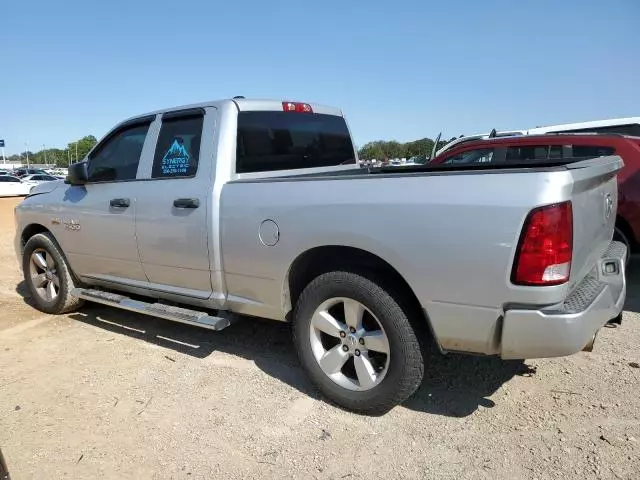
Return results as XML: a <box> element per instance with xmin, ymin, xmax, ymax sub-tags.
<box><xmin>430</xmin><ymin>133</ymin><xmax>640</xmax><ymax>259</ymax></box>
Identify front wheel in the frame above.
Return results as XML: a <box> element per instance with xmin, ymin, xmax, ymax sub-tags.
<box><xmin>22</xmin><ymin>233</ymin><xmax>84</xmax><ymax>314</ymax></box>
<box><xmin>293</xmin><ymin>271</ymin><xmax>424</xmax><ymax>415</ymax></box>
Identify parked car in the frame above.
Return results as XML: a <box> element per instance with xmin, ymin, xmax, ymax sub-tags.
<box><xmin>0</xmin><ymin>176</ymin><xmax>36</xmax><ymax>197</ymax></box>
<box><xmin>13</xmin><ymin>168</ymin><xmax>48</xmax><ymax>178</ymax></box>
<box><xmin>435</xmin><ymin>116</ymin><xmax>640</xmax><ymax>158</ymax></box>
<box><xmin>14</xmin><ymin>98</ymin><xmax>626</xmax><ymax>414</ymax></box>
<box><xmin>430</xmin><ymin>133</ymin><xmax>640</xmax><ymax>262</ymax></box>
<box><xmin>20</xmin><ymin>174</ymin><xmax>61</xmax><ymax>185</ymax></box>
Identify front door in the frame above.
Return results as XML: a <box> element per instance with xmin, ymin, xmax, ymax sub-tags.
<box><xmin>59</xmin><ymin>118</ymin><xmax>155</xmax><ymax>283</ymax></box>
<box><xmin>134</xmin><ymin>108</ymin><xmax>214</xmax><ymax>299</ymax></box>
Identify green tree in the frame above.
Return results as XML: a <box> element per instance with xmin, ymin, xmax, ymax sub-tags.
<box><xmin>33</xmin><ymin>148</ymin><xmax>68</xmax><ymax>167</ymax></box>
<box><xmin>67</xmin><ymin>135</ymin><xmax>97</xmax><ymax>163</ymax></box>
<box><xmin>358</xmin><ymin>141</ymin><xmax>386</xmax><ymax>160</ymax></box>
<box><xmin>359</xmin><ymin>137</ymin><xmax>445</xmax><ymax>161</ymax></box>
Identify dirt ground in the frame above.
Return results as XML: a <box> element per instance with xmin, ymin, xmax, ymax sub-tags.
<box><xmin>0</xmin><ymin>197</ymin><xmax>638</xmax><ymax>480</ymax></box>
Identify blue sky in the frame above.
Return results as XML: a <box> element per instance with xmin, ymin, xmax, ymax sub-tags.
<box><xmin>1</xmin><ymin>0</ymin><xmax>639</xmax><ymax>155</ymax></box>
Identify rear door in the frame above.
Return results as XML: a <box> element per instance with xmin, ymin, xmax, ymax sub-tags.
<box><xmin>134</xmin><ymin>108</ymin><xmax>215</xmax><ymax>299</ymax></box>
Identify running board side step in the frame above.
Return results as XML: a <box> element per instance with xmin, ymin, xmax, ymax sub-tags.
<box><xmin>71</xmin><ymin>288</ymin><xmax>231</xmax><ymax>331</ymax></box>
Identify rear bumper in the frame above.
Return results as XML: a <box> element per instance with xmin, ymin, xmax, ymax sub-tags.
<box><xmin>500</xmin><ymin>241</ymin><xmax>626</xmax><ymax>360</ymax></box>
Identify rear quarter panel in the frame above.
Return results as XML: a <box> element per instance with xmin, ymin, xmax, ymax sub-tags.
<box><xmin>219</xmin><ymin>169</ymin><xmax>581</xmax><ymax>353</ymax></box>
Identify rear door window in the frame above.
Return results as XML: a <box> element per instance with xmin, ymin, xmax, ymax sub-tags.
<box><xmin>152</xmin><ymin>112</ymin><xmax>204</xmax><ymax>179</ymax></box>
<box><xmin>236</xmin><ymin>112</ymin><xmax>355</xmax><ymax>173</ymax></box>
<box><xmin>506</xmin><ymin>145</ymin><xmax>563</xmax><ymax>161</ymax></box>
<box><xmin>443</xmin><ymin>148</ymin><xmax>495</xmax><ymax>164</ymax></box>
<box><xmin>571</xmin><ymin>145</ymin><xmax>615</xmax><ymax>157</ymax></box>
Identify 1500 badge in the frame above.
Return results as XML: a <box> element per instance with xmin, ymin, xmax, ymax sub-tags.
<box><xmin>52</xmin><ymin>217</ymin><xmax>81</xmax><ymax>231</ymax></box>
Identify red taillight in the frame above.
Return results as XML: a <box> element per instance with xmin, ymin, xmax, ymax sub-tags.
<box><xmin>512</xmin><ymin>201</ymin><xmax>573</xmax><ymax>286</ymax></box>
<box><xmin>282</xmin><ymin>101</ymin><xmax>313</xmax><ymax>113</ymax></box>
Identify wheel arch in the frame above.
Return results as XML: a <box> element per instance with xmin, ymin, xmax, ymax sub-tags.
<box><xmin>284</xmin><ymin>246</ymin><xmax>431</xmax><ymax>339</ymax></box>
<box><xmin>20</xmin><ymin>223</ymin><xmax>54</xmax><ymax>253</ymax></box>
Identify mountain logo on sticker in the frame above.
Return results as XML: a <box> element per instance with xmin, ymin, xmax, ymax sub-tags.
<box><xmin>162</xmin><ymin>138</ymin><xmax>190</xmax><ymax>162</ymax></box>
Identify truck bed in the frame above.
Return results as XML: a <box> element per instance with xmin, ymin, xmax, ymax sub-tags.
<box><xmin>222</xmin><ymin>155</ymin><xmax>622</xmax><ymax>354</ymax></box>
<box><xmin>235</xmin><ymin>156</ymin><xmax>612</xmax><ymax>182</ymax></box>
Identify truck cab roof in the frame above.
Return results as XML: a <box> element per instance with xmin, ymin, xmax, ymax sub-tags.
<box><xmin>118</xmin><ymin>98</ymin><xmax>344</xmax><ymax>127</ymax></box>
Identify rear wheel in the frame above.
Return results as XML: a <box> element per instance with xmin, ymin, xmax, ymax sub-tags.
<box><xmin>293</xmin><ymin>271</ymin><xmax>424</xmax><ymax>415</ymax></box>
<box><xmin>22</xmin><ymin>233</ymin><xmax>84</xmax><ymax>314</ymax></box>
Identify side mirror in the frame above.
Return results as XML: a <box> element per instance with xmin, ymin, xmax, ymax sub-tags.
<box><xmin>66</xmin><ymin>162</ymin><xmax>88</xmax><ymax>185</ymax></box>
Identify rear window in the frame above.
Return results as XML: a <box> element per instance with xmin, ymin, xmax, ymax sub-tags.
<box><xmin>236</xmin><ymin>112</ymin><xmax>355</xmax><ymax>173</ymax></box>
<box><xmin>506</xmin><ymin>145</ymin><xmax>563</xmax><ymax>161</ymax></box>
<box><xmin>571</xmin><ymin>145</ymin><xmax>615</xmax><ymax>157</ymax></box>
<box><xmin>443</xmin><ymin>148</ymin><xmax>495</xmax><ymax>164</ymax></box>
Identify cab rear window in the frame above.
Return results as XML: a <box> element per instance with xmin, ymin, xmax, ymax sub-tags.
<box><xmin>236</xmin><ymin>112</ymin><xmax>355</xmax><ymax>173</ymax></box>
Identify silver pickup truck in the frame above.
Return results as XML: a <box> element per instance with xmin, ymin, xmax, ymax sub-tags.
<box><xmin>14</xmin><ymin>98</ymin><xmax>626</xmax><ymax>414</ymax></box>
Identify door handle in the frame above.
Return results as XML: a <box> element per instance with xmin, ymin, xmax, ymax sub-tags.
<box><xmin>110</xmin><ymin>198</ymin><xmax>130</xmax><ymax>208</ymax></box>
<box><xmin>173</xmin><ymin>198</ymin><xmax>200</xmax><ymax>209</ymax></box>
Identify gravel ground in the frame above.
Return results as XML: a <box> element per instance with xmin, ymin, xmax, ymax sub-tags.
<box><xmin>0</xmin><ymin>197</ymin><xmax>638</xmax><ymax>480</ymax></box>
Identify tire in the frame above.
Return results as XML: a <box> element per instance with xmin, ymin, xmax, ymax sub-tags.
<box><xmin>293</xmin><ymin>271</ymin><xmax>424</xmax><ymax>415</ymax></box>
<box><xmin>22</xmin><ymin>232</ymin><xmax>84</xmax><ymax>314</ymax></box>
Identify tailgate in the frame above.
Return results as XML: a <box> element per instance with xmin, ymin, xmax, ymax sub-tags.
<box><xmin>566</xmin><ymin>155</ymin><xmax>624</xmax><ymax>289</ymax></box>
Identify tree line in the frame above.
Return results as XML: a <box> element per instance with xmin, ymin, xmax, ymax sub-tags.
<box><xmin>3</xmin><ymin>136</ymin><xmax>98</xmax><ymax>168</ymax></box>
<box><xmin>4</xmin><ymin>134</ymin><xmax>458</xmax><ymax>167</ymax></box>
<box><xmin>358</xmin><ymin>136</ymin><xmax>458</xmax><ymax>161</ymax></box>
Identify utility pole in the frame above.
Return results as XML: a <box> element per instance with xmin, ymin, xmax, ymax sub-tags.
<box><xmin>43</xmin><ymin>144</ymin><xmax>47</xmax><ymax>165</ymax></box>
<box><xmin>67</xmin><ymin>148</ymin><xmax>71</xmax><ymax>166</ymax></box>
<box><xmin>25</xmin><ymin>142</ymin><xmax>30</xmax><ymax>168</ymax></box>
<box><xmin>75</xmin><ymin>142</ymin><xmax>78</xmax><ymax>162</ymax></box>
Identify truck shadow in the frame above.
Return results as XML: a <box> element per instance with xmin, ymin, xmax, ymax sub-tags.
<box><xmin>16</xmin><ymin>268</ymin><xmax>637</xmax><ymax>417</ymax></box>
<box><xmin>59</xmin><ymin>301</ymin><xmax>532</xmax><ymax>418</ymax></box>
<box><xmin>623</xmin><ymin>258</ymin><xmax>640</xmax><ymax>314</ymax></box>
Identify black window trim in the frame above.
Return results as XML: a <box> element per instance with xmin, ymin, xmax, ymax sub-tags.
<box><xmin>162</xmin><ymin>107</ymin><xmax>205</xmax><ymax>121</ymax></box>
<box><xmin>85</xmin><ymin>118</ymin><xmax>155</xmax><ymax>185</ymax></box>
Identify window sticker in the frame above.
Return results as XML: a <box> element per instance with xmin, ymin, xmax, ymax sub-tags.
<box><xmin>161</xmin><ymin>137</ymin><xmax>190</xmax><ymax>175</ymax></box>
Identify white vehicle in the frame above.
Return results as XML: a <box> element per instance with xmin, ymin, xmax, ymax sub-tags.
<box><xmin>0</xmin><ymin>176</ymin><xmax>33</xmax><ymax>197</ymax></box>
<box><xmin>21</xmin><ymin>174</ymin><xmax>60</xmax><ymax>186</ymax></box>
<box><xmin>436</xmin><ymin>116</ymin><xmax>640</xmax><ymax>158</ymax></box>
